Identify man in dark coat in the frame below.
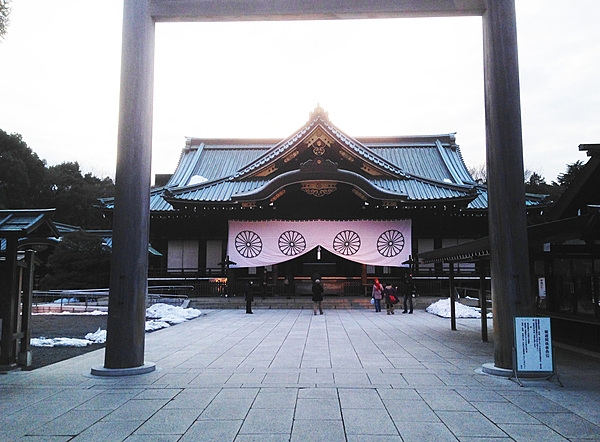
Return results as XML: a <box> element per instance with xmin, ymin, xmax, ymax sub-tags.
<box><xmin>245</xmin><ymin>281</ymin><xmax>254</xmax><ymax>314</ymax></box>
<box><xmin>312</xmin><ymin>279</ymin><xmax>324</xmax><ymax>315</ymax></box>
<box><xmin>401</xmin><ymin>274</ymin><xmax>415</xmax><ymax>314</ymax></box>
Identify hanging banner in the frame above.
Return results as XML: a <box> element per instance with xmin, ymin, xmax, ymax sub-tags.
<box><xmin>227</xmin><ymin>219</ymin><xmax>411</xmax><ymax>268</ymax></box>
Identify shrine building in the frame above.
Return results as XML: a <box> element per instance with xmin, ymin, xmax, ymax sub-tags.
<box><xmin>99</xmin><ymin>106</ymin><xmax>545</xmax><ymax>296</ymax></box>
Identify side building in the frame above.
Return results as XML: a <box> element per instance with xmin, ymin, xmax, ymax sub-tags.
<box><xmin>99</xmin><ymin>106</ymin><xmax>546</xmax><ymax>296</ymax></box>
<box><xmin>530</xmin><ymin>144</ymin><xmax>600</xmax><ymax>351</ymax></box>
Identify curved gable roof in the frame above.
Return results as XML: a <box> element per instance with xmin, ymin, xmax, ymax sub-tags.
<box><xmin>231</xmin><ymin>106</ymin><xmax>407</xmax><ymax>181</ymax></box>
<box><xmin>156</xmin><ymin>107</ymin><xmax>482</xmax><ymax>210</ymax></box>
<box><xmin>100</xmin><ymin>107</ymin><xmax>547</xmax><ymax>213</ymax></box>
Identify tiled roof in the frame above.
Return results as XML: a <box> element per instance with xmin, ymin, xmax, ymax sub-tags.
<box><xmin>0</xmin><ymin>209</ymin><xmax>60</xmax><ymax>251</ymax></box>
<box><xmin>371</xmin><ymin>178</ymin><xmax>473</xmax><ymax>202</ymax></box>
<box><xmin>86</xmin><ymin>230</ymin><xmax>163</xmax><ymax>256</ymax></box>
<box><xmin>167</xmin><ymin>141</ymin><xmax>272</xmax><ymax>187</ymax></box>
<box><xmin>99</xmin><ymin>108</ymin><xmax>546</xmax><ymax>213</ymax></box>
<box><xmin>371</xmin><ymin>140</ymin><xmax>474</xmax><ymax>185</ymax></box>
<box><xmin>167</xmin><ymin>179</ymin><xmax>268</xmax><ymax>203</ymax></box>
<box><xmin>0</xmin><ymin>209</ymin><xmax>59</xmax><ymax>237</ymax></box>
<box><xmin>159</xmin><ymin>115</ymin><xmax>479</xmax><ymax>208</ymax></box>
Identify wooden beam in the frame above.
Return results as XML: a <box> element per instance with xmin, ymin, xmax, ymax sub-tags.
<box><xmin>149</xmin><ymin>0</ymin><xmax>486</xmax><ymax>22</ymax></box>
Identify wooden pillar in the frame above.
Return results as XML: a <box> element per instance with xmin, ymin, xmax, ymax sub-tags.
<box><xmin>361</xmin><ymin>264</ymin><xmax>367</xmax><ymax>293</ymax></box>
<box><xmin>18</xmin><ymin>250</ymin><xmax>35</xmax><ymax>367</ymax></box>
<box><xmin>0</xmin><ymin>237</ymin><xmax>19</xmax><ymax>370</ymax></box>
<box><xmin>449</xmin><ymin>262</ymin><xmax>456</xmax><ymax>331</ymax></box>
<box><xmin>482</xmin><ymin>0</ymin><xmax>534</xmax><ymax>369</ymax></box>
<box><xmin>103</xmin><ymin>0</ymin><xmax>155</xmax><ymax>370</ymax></box>
<box><xmin>593</xmin><ymin>256</ymin><xmax>599</xmax><ymax>319</ymax></box>
<box><xmin>477</xmin><ymin>260</ymin><xmax>488</xmax><ymax>343</ymax></box>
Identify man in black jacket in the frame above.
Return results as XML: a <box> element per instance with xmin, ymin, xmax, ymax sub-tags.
<box><xmin>401</xmin><ymin>275</ymin><xmax>415</xmax><ymax>314</ymax></box>
<box><xmin>245</xmin><ymin>281</ymin><xmax>254</xmax><ymax>314</ymax></box>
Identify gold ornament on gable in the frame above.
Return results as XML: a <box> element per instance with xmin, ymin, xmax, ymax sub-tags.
<box><xmin>301</xmin><ymin>181</ymin><xmax>337</xmax><ymax>198</ymax></box>
<box><xmin>306</xmin><ymin>128</ymin><xmax>333</xmax><ymax>156</ymax></box>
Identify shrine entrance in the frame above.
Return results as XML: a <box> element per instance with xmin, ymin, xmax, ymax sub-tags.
<box><xmin>103</xmin><ymin>0</ymin><xmax>532</xmax><ymax>374</ymax></box>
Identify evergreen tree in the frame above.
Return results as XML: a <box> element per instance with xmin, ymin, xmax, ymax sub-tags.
<box><xmin>1</xmin><ymin>129</ymin><xmax>114</xmax><ymax>227</ymax></box>
<box><xmin>553</xmin><ymin>160</ymin><xmax>586</xmax><ymax>188</ymax></box>
<box><xmin>524</xmin><ymin>171</ymin><xmax>555</xmax><ymax>198</ymax></box>
<box><xmin>41</xmin><ymin>162</ymin><xmax>114</xmax><ymax>229</ymax></box>
<box><xmin>0</xmin><ymin>129</ymin><xmax>47</xmax><ymax>209</ymax></box>
<box><xmin>38</xmin><ymin>231</ymin><xmax>111</xmax><ymax>290</ymax></box>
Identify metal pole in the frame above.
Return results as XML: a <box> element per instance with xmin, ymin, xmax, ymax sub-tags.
<box><xmin>482</xmin><ymin>0</ymin><xmax>534</xmax><ymax>369</ymax></box>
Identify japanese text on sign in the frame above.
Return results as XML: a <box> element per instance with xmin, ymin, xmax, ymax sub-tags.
<box><xmin>514</xmin><ymin>317</ymin><xmax>553</xmax><ymax>372</ymax></box>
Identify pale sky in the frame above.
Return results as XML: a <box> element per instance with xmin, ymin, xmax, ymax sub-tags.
<box><xmin>1</xmin><ymin>1</ymin><xmax>598</xmax><ymax>183</ymax></box>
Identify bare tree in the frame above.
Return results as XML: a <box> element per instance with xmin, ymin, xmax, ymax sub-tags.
<box><xmin>0</xmin><ymin>0</ymin><xmax>10</xmax><ymax>40</ymax></box>
<box><xmin>467</xmin><ymin>163</ymin><xmax>487</xmax><ymax>184</ymax></box>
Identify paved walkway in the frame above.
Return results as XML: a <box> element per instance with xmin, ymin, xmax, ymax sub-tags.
<box><xmin>1</xmin><ymin>308</ymin><xmax>600</xmax><ymax>441</ymax></box>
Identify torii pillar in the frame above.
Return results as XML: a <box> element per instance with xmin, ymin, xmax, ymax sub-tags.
<box><xmin>482</xmin><ymin>0</ymin><xmax>535</xmax><ymax>370</ymax></box>
<box><xmin>92</xmin><ymin>0</ymin><xmax>156</xmax><ymax>375</ymax></box>
<box><xmin>96</xmin><ymin>0</ymin><xmax>532</xmax><ymax>374</ymax></box>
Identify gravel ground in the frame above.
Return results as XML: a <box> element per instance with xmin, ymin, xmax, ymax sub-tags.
<box><xmin>24</xmin><ymin>314</ymin><xmax>108</xmax><ymax>371</ymax></box>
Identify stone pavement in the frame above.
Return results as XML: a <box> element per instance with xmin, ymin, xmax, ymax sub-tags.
<box><xmin>1</xmin><ymin>308</ymin><xmax>600</xmax><ymax>441</ymax></box>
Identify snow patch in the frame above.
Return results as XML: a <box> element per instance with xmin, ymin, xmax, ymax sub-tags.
<box><xmin>426</xmin><ymin>298</ymin><xmax>493</xmax><ymax>319</ymax></box>
<box><xmin>31</xmin><ymin>337</ymin><xmax>93</xmax><ymax>348</ymax></box>
<box><xmin>34</xmin><ymin>310</ymin><xmax>108</xmax><ymax>316</ymax></box>
<box><xmin>85</xmin><ymin>328</ymin><xmax>107</xmax><ymax>344</ymax></box>
<box><xmin>31</xmin><ymin>303</ymin><xmax>202</xmax><ymax>347</ymax></box>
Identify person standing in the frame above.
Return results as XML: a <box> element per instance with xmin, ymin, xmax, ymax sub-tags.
<box><xmin>245</xmin><ymin>280</ymin><xmax>254</xmax><ymax>314</ymax></box>
<box><xmin>312</xmin><ymin>278</ymin><xmax>324</xmax><ymax>315</ymax></box>
<box><xmin>401</xmin><ymin>274</ymin><xmax>414</xmax><ymax>314</ymax></box>
<box><xmin>372</xmin><ymin>278</ymin><xmax>383</xmax><ymax>312</ymax></box>
<box><xmin>384</xmin><ymin>282</ymin><xmax>397</xmax><ymax>315</ymax></box>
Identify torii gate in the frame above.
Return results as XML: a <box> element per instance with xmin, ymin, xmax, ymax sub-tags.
<box><xmin>94</xmin><ymin>0</ymin><xmax>533</xmax><ymax>375</ymax></box>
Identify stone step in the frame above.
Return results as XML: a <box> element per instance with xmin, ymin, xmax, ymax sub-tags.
<box><xmin>188</xmin><ymin>295</ymin><xmax>439</xmax><ymax>310</ymax></box>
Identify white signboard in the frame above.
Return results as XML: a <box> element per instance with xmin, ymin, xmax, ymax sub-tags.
<box><xmin>538</xmin><ymin>277</ymin><xmax>547</xmax><ymax>299</ymax></box>
<box><xmin>514</xmin><ymin>317</ymin><xmax>553</xmax><ymax>372</ymax></box>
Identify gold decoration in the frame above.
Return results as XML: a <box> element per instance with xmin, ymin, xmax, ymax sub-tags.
<box><xmin>270</xmin><ymin>189</ymin><xmax>286</xmax><ymax>203</ymax></box>
<box><xmin>256</xmin><ymin>164</ymin><xmax>277</xmax><ymax>177</ymax></box>
<box><xmin>352</xmin><ymin>188</ymin><xmax>367</xmax><ymax>201</ymax></box>
<box><xmin>361</xmin><ymin>163</ymin><xmax>383</xmax><ymax>176</ymax></box>
<box><xmin>309</xmin><ymin>104</ymin><xmax>330</xmax><ymax>122</ymax></box>
<box><xmin>306</xmin><ymin>128</ymin><xmax>333</xmax><ymax>156</ymax></box>
<box><xmin>283</xmin><ymin>150</ymin><xmax>299</xmax><ymax>163</ymax></box>
<box><xmin>301</xmin><ymin>181</ymin><xmax>337</xmax><ymax>198</ymax></box>
<box><xmin>339</xmin><ymin>150</ymin><xmax>355</xmax><ymax>162</ymax></box>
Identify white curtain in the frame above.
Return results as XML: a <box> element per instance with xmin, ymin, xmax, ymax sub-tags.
<box><xmin>227</xmin><ymin>219</ymin><xmax>411</xmax><ymax>268</ymax></box>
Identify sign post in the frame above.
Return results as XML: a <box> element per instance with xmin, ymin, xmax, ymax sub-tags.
<box><xmin>512</xmin><ymin>317</ymin><xmax>562</xmax><ymax>386</ymax></box>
